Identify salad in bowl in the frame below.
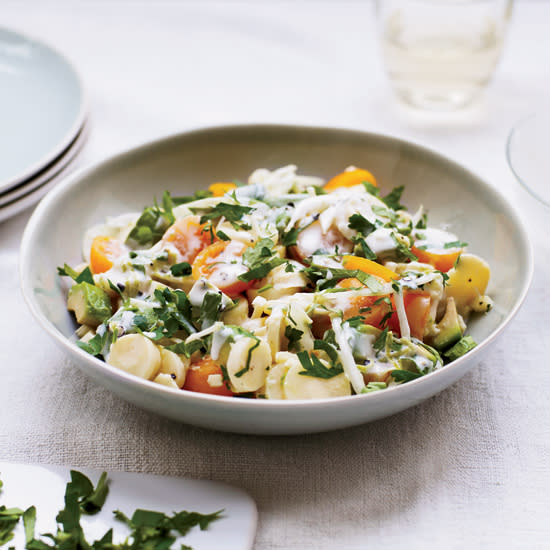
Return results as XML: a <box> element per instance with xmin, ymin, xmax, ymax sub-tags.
<box><xmin>58</xmin><ymin>165</ymin><xmax>492</xmax><ymax>400</ymax></box>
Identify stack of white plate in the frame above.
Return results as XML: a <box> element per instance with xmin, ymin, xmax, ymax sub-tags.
<box><xmin>0</xmin><ymin>28</ymin><xmax>88</xmax><ymax>223</ymax></box>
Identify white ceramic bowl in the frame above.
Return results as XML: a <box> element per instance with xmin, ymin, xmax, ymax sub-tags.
<box><xmin>20</xmin><ymin>125</ymin><xmax>533</xmax><ymax>435</ymax></box>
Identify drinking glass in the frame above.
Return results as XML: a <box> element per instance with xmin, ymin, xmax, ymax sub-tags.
<box><xmin>376</xmin><ymin>0</ymin><xmax>513</xmax><ymax>110</ymax></box>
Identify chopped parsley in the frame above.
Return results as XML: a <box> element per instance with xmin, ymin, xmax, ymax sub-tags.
<box><xmin>348</xmin><ymin>214</ymin><xmax>377</xmax><ymax>260</ymax></box>
<box><xmin>444</xmin><ymin>240</ymin><xmax>468</xmax><ymax>249</ymax></box>
<box><xmin>382</xmin><ymin>185</ymin><xmax>406</xmax><ymax>211</ymax></box>
<box><xmin>304</xmin><ymin>265</ymin><xmax>384</xmax><ymax>293</ymax></box>
<box><xmin>284</xmin><ymin>325</ymin><xmax>304</xmax><ymax>352</ymax></box>
<box><xmin>216</xmin><ymin>230</ymin><xmax>230</xmax><ymax>241</ymax></box>
<box><xmin>0</xmin><ymin>470</ymin><xmax>222</xmax><ymax>549</ymax></box>
<box><xmin>372</xmin><ymin>327</ymin><xmax>389</xmax><ymax>352</ymax></box>
<box><xmin>281</xmin><ymin>226</ymin><xmax>300</xmax><ymax>247</ymax></box>
<box><xmin>297</xmin><ymin>349</ymin><xmax>344</xmax><ymax>379</ymax></box>
<box><xmin>170</xmin><ymin>262</ymin><xmax>192</xmax><ymax>277</ymax></box>
<box><xmin>391</xmin><ymin>233</ymin><xmax>418</xmax><ymax>262</ymax></box>
<box><xmin>348</xmin><ymin>213</ymin><xmax>376</xmax><ymax>237</ymax></box>
<box><xmin>238</xmin><ymin>238</ymin><xmax>286</xmax><ymax>282</ymax></box>
<box><xmin>390</xmin><ymin>369</ymin><xmax>423</xmax><ymax>382</ymax></box>
<box><xmin>126</xmin><ymin>191</ymin><xmax>176</xmax><ymax>247</ymax></box>
<box><xmin>57</xmin><ymin>264</ymin><xmax>94</xmax><ymax>285</ymax></box>
<box><xmin>199</xmin><ymin>292</ymin><xmax>222</xmax><ymax>329</ymax></box>
<box><xmin>76</xmin><ymin>327</ymin><xmax>110</xmax><ymax>357</ymax></box>
<box><xmin>192</xmin><ymin>202</ymin><xmax>254</xmax><ymax>226</ymax></box>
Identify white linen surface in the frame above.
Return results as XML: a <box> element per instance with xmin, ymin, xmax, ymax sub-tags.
<box><xmin>1</xmin><ymin>2</ymin><xmax>549</xmax><ymax>549</ymax></box>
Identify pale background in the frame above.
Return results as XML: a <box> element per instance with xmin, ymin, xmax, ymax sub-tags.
<box><xmin>1</xmin><ymin>2</ymin><xmax>549</xmax><ymax>549</ymax></box>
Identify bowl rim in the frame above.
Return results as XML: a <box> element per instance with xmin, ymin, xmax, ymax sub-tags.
<box><xmin>20</xmin><ymin>123</ymin><xmax>534</xmax><ymax>411</ymax></box>
<box><xmin>506</xmin><ymin>112</ymin><xmax>550</xmax><ymax>209</ymax></box>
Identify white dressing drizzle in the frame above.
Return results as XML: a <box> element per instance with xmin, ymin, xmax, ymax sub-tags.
<box><xmin>393</xmin><ymin>288</ymin><xmax>410</xmax><ymax>340</ymax></box>
<box><xmin>332</xmin><ymin>317</ymin><xmax>366</xmax><ymax>394</ymax></box>
<box><xmin>210</xmin><ymin>326</ymin><xmax>236</xmax><ymax>361</ymax></box>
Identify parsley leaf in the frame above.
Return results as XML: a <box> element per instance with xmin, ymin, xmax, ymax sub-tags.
<box><xmin>382</xmin><ymin>185</ymin><xmax>406</xmax><ymax>210</ymax></box>
<box><xmin>1</xmin><ymin>470</ymin><xmax>222</xmax><ymax>550</ymax></box>
<box><xmin>313</xmin><ymin>339</ymin><xmax>339</xmax><ymax>363</ymax></box>
<box><xmin>297</xmin><ymin>350</ymin><xmax>344</xmax><ymax>379</ymax></box>
<box><xmin>0</xmin><ymin>503</ymin><xmax>25</xmax><ymax>546</ymax></box>
<box><xmin>57</xmin><ymin>264</ymin><xmax>95</xmax><ymax>285</ymax></box>
<box><xmin>170</xmin><ymin>262</ymin><xmax>192</xmax><ymax>277</ymax></box>
<box><xmin>348</xmin><ymin>214</ymin><xmax>377</xmax><ymax>260</ymax></box>
<box><xmin>304</xmin><ymin>265</ymin><xmax>383</xmax><ymax>293</ymax></box>
<box><xmin>354</xmin><ymin>237</ymin><xmax>377</xmax><ymax>260</ymax></box>
<box><xmin>348</xmin><ymin>213</ymin><xmax>376</xmax><ymax>236</ymax></box>
<box><xmin>234</xmin><ymin>338</ymin><xmax>261</xmax><ymax>378</ymax></box>
<box><xmin>199</xmin><ymin>292</ymin><xmax>222</xmax><ymax>329</ymax></box>
<box><xmin>362</xmin><ymin>181</ymin><xmax>380</xmax><ymax>196</ymax></box>
<box><xmin>390</xmin><ymin>369</ymin><xmax>423</xmax><ymax>382</ymax></box>
<box><xmin>238</xmin><ymin>238</ymin><xmax>286</xmax><ymax>282</ymax></box>
<box><xmin>281</xmin><ymin>227</ymin><xmax>300</xmax><ymax>247</ymax></box>
<box><xmin>415</xmin><ymin>213</ymin><xmax>428</xmax><ymax>229</ymax></box>
<box><xmin>373</xmin><ymin>327</ymin><xmax>388</xmax><ymax>352</ymax></box>
<box><xmin>444</xmin><ymin>240</ymin><xmax>468</xmax><ymax>249</ymax></box>
<box><xmin>152</xmin><ymin>288</ymin><xmax>196</xmax><ymax>338</ymax></box>
<box><xmin>193</xmin><ymin>202</ymin><xmax>254</xmax><ymax>225</ymax></box>
<box><xmin>216</xmin><ymin>230</ymin><xmax>230</xmax><ymax>241</ymax></box>
<box><xmin>284</xmin><ymin>325</ymin><xmax>304</xmax><ymax>352</ymax></box>
<box><xmin>126</xmin><ymin>192</ymin><xmax>176</xmax><ymax>247</ymax></box>
<box><xmin>166</xmin><ymin>338</ymin><xmax>206</xmax><ymax>358</ymax></box>
<box><xmin>77</xmin><ymin>329</ymin><xmax>110</xmax><ymax>358</ymax></box>
<box><xmin>391</xmin><ymin>233</ymin><xmax>418</xmax><ymax>262</ymax></box>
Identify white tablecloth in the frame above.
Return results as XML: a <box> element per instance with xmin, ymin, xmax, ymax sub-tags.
<box><xmin>1</xmin><ymin>2</ymin><xmax>549</xmax><ymax>548</ymax></box>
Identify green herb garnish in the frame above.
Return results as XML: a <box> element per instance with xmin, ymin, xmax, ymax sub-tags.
<box><xmin>193</xmin><ymin>202</ymin><xmax>254</xmax><ymax>226</ymax></box>
<box><xmin>390</xmin><ymin>369</ymin><xmax>423</xmax><ymax>382</ymax></box>
<box><xmin>0</xmin><ymin>470</ymin><xmax>222</xmax><ymax>549</ymax></box>
<box><xmin>126</xmin><ymin>191</ymin><xmax>176</xmax><ymax>247</ymax></box>
<box><xmin>382</xmin><ymin>185</ymin><xmax>406</xmax><ymax>211</ymax></box>
<box><xmin>57</xmin><ymin>264</ymin><xmax>95</xmax><ymax>285</ymax></box>
<box><xmin>296</xmin><ymin>349</ymin><xmax>344</xmax><ymax>379</ymax></box>
<box><xmin>284</xmin><ymin>325</ymin><xmax>304</xmax><ymax>352</ymax></box>
<box><xmin>444</xmin><ymin>240</ymin><xmax>468</xmax><ymax>249</ymax></box>
<box><xmin>170</xmin><ymin>262</ymin><xmax>192</xmax><ymax>277</ymax></box>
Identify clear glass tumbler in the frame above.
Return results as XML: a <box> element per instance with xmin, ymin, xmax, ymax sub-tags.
<box><xmin>376</xmin><ymin>0</ymin><xmax>513</xmax><ymax>110</ymax></box>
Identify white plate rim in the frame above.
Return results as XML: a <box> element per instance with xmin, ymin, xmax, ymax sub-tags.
<box><xmin>0</xmin><ymin>118</ymin><xmax>90</xmax><ymax>207</ymax></box>
<box><xmin>0</xmin><ymin>26</ymin><xmax>88</xmax><ymax>193</ymax></box>
<box><xmin>0</xmin><ymin>120</ymin><xmax>89</xmax><ymax>223</ymax></box>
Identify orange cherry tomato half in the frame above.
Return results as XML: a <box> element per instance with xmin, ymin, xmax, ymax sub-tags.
<box><xmin>324</xmin><ymin>168</ymin><xmax>377</xmax><ymax>193</ymax></box>
<box><xmin>191</xmin><ymin>240</ymin><xmax>253</xmax><ymax>297</ymax></box>
<box><xmin>183</xmin><ymin>356</ymin><xmax>234</xmax><ymax>396</ymax></box>
<box><xmin>90</xmin><ymin>236</ymin><xmax>122</xmax><ymax>274</ymax></box>
<box><xmin>335</xmin><ymin>279</ymin><xmax>431</xmax><ymax>339</ymax></box>
<box><xmin>411</xmin><ymin>246</ymin><xmax>462</xmax><ymax>273</ymax></box>
<box><xmin>342</xmin><ymin>255</ymin><xmax>398</xmax><ymax>282</ymax></box>
<box><xmin>208</xmin><ymin>182</ymin><xmax>237</xmax><ymax>197</ymax></box>
<box><xmin>336</xmin><ymin>279</ymin><xmax>393</xmax><ymax>329</ymax></box>
<box><xmin>162</xmin><ymin>215</ymin><xmax>214</xmax><ymax>263</ymax></box>
<box><xmin>388</xmin><ymin>291</ymin><xmax>431</xmax><ymax>340</ymax></box>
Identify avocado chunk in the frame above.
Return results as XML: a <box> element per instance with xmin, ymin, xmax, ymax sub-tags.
<box><xmin>432</xmin><ymin>297</ymin><xmax>464</xmax><ymax>351</ymax></box>
<box><xmin>444</xmin><ymin>335</ymin><xmax>477</xmax><ymax>362</ymax></box>
<box><xmin>67</xmin><ymin>282</ymin><xmax>112</xmax><ymax>327</ymax></box>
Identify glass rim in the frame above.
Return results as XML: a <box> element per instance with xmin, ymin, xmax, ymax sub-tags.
<box><xmin>506</xmin><ymin>112</ymin><xmax>550</xmax><ymax>210</ymax></box>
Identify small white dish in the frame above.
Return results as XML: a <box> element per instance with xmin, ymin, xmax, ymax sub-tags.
<box><xmin>20</xmin><ymin>124</ymin><xmax>533</xmax><ymax>435</ymax></box>
<box><xmin>0</xmin><ymin>121</ymin><xmax>89</xmax><ymax>223</ymax></box>
<box><xmin>0</xmin><ymin>27</ymin><xmax>86</xmax><ymax>193</ymax></box>
<box><xmin>0</xmin><ymin>462</ymin><xmax>257</xmax><ymax>550</ymax></box>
